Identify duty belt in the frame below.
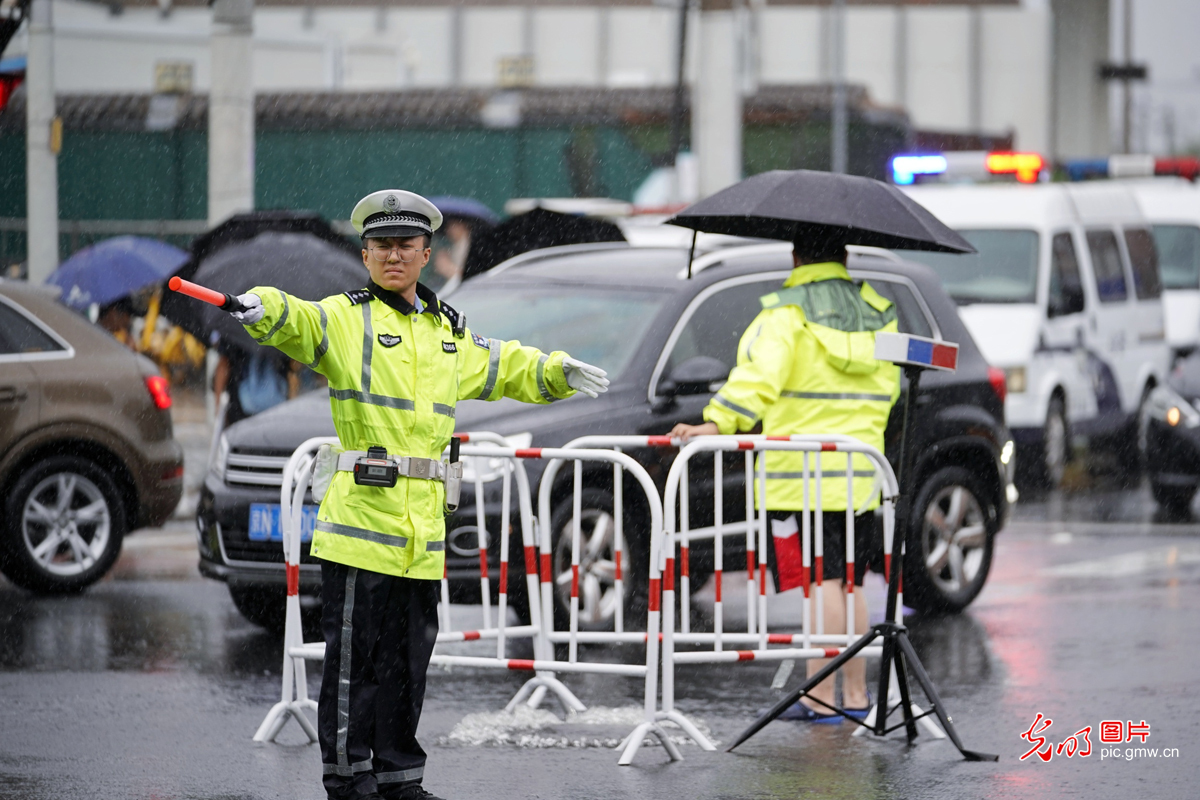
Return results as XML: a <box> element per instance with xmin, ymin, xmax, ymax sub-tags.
<box><xmin>335</xmin><ymin>451</ymin><xmax>449</xmax><ymax>481</ymax></box>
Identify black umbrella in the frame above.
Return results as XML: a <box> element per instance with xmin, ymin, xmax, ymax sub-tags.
<box><xmin>463</xmin><ymin>207</ymin><xmax>625</xmax><ymax>280</ymax></box>
<box><xmin>666</xmin><ymin>170</ymin><xmax>975</xmax><ymax>255</ymax></box>
<box><xmin>161</xmin><ymin>211</ymin><xmax>359</xmax><ymax>340</ymax></box>
<box><xmin>182</xmin><ymin>231</ymin><xmax>366</xmax><ymax>354</ymax></box>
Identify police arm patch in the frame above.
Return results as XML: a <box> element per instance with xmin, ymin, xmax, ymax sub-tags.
<box><xmin>471</xmin><ymin>333</ymin><xmax>490</xmax><ymax>350</ymax></box>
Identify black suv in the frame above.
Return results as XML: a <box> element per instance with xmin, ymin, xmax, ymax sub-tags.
<box><xmin>196</xmin><ymin>243</ymin><xmax>1015</xmax><ymax>630</ymax></box>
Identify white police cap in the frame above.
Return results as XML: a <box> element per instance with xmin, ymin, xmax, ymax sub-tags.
<box><xmin>351</xmin><ymin>190</ymin><xmax>444</xmax><ymax>240</ymax></box>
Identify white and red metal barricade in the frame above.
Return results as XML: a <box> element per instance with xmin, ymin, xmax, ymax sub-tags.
<box><xmin>253</xmin><ymin>434</ymin><xmax>557</xmax><ymax>743</ymax></box>
<box><xmin>659</xmin><ymin>434</ymin><xmax>943</xmax><ymax>741</ymax></box>
<box><xmin>253</xmin><ymin>434</ymin><xmax>691</xmax><ymax>765</ymax></box>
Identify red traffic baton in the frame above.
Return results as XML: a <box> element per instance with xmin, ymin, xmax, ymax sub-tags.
<box><xmin>167</xmin><ymin>276</ymin><xmax>248</xmax><ymax>313</ymax></box>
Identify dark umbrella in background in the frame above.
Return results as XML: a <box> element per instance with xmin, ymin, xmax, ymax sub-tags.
<box><xmin>170</xmin><ymin>231</ymin><xmax>365</xmax><ymax>354</ymax></box>
<box><xmin>160</xmin><ymin>209</ymin><xmax>355</xmax><ymax>335</ymax></box>
<box><xmin>667</xmin><ymin>170</ymin><xmax>975</xmax><ymax>275</ymax></box>
<box><xmin>47</xmin><ymin>236</ymin><xmax>189</xmax><ymax>311</ymax></box>
<box><xmin>427</xmin><ymin>196</ymin><xmax>501</xmax><ymax>227</ymax></box>
<box><xmin>463</xmin><ymin>207</ymin><xmax>626</xmax><ymax>280</ymax></box>
<box><xmin>160</xmin><ymin>210</ymin><xmax>358</xmax><ymax>337</ymax></box>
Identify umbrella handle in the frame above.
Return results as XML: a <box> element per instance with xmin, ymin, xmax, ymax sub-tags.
<box><xmin>168</xmin><ymin>276</ymin><xmax>247</xmax><ymax>313</ymax></box>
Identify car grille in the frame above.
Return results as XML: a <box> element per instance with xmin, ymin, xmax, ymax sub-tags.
<box><xmin>220</xmin><ymin>532</ymin><xmax>318</xmax><ymax>565</ymax></box>
<box><xmin>225</xmin><ymin>448</ymin><xmax>291</xmax><ymax>488</ymax></box>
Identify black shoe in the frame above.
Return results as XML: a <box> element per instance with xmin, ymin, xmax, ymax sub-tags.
<box><xmin>390</xmin><ymin>785</ymin><xmax>446</xmax><ymax>800</ymax></box>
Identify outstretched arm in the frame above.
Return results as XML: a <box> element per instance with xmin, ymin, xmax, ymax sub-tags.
<box><xmin>235</xmin><ymin>288</ymin><xmax>339</xmax><ymax>381</ymax></box>
<box><xmin>457</xmin><ymin>332</ymin><xmax>607</xmax><ymax>403</ymax></box>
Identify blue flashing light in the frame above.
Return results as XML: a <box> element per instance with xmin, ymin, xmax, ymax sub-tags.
<box><xmin>1063</xmin><ymin>158</ymin><xmax>1109</xmax><ymax>182</ymax></box>
<box><xmin>891</xmin><ymin>154</ymin><xmax>948</xmax><ymax>185</ymax></box>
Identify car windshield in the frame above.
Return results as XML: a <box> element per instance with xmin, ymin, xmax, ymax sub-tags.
<box><xmin>898</xmin><ymin>229</ymin><xmax>1040</xmax><ymax>304</ymax></box>
<box><xmin>1152</xmin><ymin>224</ymin><xmax>1200</xmax><ymax>290</ymax></box>
<box><xmin>449</xmin><ymin>284</ymin><xmax>668</xmax><ymax>381</ymax></box>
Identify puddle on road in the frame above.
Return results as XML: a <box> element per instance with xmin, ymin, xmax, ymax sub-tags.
<box><xmin>439</xmin><ymin>704</ymin><xmax>717</xmax><ymax>750</ymax></box>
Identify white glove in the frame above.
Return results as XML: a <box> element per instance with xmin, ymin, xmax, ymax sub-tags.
<box><xmin>563</xmin><ymin>357</ymin><xmax>609</xmax><ymax>398</ymax></box>
<box><xmin>230</xmin><ymin>293</ymin><xmax>264</xmax><ymax>325</ymax></box>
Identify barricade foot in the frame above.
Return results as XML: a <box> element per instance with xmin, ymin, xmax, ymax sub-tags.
<box><xmin>253</xmin><ymin>702</ymin><xmax>289</xmax><ymax>743</ymax></box>
<box><xmin>657</xmin><ymin>710</ymin><xmax>716</xmax><ymax>751</ymax></box>
<box><xmin>617</xmin><ymin>721</ymin><xmax>683</xmax><ymax>765</ymax></box>
<box><xmin>504</xmin><ymin>674</ymin><xmax>586</xmax><ymax>715</ymax></box>
<box><xmin>254</xmin><ymin>701</ymin><xmax>319</xmax><ymax>744</ymax></box>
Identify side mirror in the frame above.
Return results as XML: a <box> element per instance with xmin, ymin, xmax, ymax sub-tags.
<box><xmin>663</xmin><ymin>356</ymin><xmax>729</xmax><ymax>397</ymax></box>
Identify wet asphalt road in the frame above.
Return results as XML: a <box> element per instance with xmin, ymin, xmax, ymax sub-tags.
<box><xmin>1</xmin><ymin>478</ymin><xmax>1198</xmax><ymax>800</ymax></box>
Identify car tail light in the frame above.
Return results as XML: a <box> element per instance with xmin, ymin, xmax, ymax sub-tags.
<box><xmin>987</xmin><ymin>367</ymin><xmax>1007</xmax><ymax>404</ymax></box>
<box><xmin>145</xmin><ymin>375</ymin><xmax>172</xmax><ymax>410</ymax></box>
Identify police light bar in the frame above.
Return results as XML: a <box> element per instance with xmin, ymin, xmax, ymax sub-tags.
<box><xmin>1062</xmin><ymin>155</ymin><xmax>1200</xmax><ymax>182</ymax></box>
<box><xmin>875</xmin><ymin>332</ymin><xmax>958</xmax><ymax>372</ymax></box>
<box><xmin>985</xmin><ymin>152</ymin><xmax>1044</xmax><ymax>183</ymax></box>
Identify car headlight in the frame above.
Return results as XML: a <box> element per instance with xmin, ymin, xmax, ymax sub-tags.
<box><xmin>209</xmin><ymin>433</ymin><xmax>230</xmax><ymax>482</ymax></box>
<box><xmin>1147</xmin><ymin>386</ymin><xmax>1200</xmax><ymax>429</ymax></box>
<box><xmin>1005</xmin><ymin>367</ymin><xmax>1027</xmax><ymax>394</ymax></box>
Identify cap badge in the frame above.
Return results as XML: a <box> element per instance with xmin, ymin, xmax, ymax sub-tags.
<box><xmin>383</xmin><ymin>194</ymin><xmax>400</xmax><ymax>212</ymax></box>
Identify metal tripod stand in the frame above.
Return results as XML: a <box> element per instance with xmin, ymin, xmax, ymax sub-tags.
<box><xmin>727</xmin><ymin>364</ymin><xmax>998</xmax><ymax>761</ymax></box>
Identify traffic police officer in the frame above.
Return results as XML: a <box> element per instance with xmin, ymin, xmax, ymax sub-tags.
<box><xmin>671</xmin><ymin>238</ymin><xmax>899</xmax><ymax>721</ymax></box>
<box><xmin>228</xmin><ymin>190</ymin><xmax>609</xmax><ymax>800</ymax></box>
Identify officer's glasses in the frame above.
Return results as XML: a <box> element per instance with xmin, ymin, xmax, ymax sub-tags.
<box><xmin>368</xmin><ymin>244</ymin><xmax>424</xmax><ymax>262</ymax></box>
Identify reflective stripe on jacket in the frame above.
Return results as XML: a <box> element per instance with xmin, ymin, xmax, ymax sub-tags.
<box><xmin>243</xmin><ymin>282</ymin><xmax>576</xmax><ymax>579</ymax></box>
<box><xmin>702</xmin><ymin>262</ymin><xmax>900</xmax><ymax>511</ymax></box>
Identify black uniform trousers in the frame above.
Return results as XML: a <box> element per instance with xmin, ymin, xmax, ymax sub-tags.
<box><xmin>319</xmin><ymin>560</ymin><xmax>440</xmax><ymax>800</ymax></box>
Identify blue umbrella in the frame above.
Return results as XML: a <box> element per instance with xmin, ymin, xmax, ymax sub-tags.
<box><xmin>47</xmin><ymin>236</ymin><xmax>189</xmax><ymax>311</ymax></box>
<box><xmin>427</xmin><ymin>196</ymin><xmax>500</xmax><ymax>226</ymax></box>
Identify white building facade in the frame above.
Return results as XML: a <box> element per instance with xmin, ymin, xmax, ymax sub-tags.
<box><xmin>5</xmin><ymin>0</ymin><xmax>1066</xmax><ymax>155</ymax></box>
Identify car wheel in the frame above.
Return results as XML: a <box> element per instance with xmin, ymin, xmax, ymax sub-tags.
<box><xmin>1150</xmin><ymin>480</ymin><xmax>1196</xmax><ymax>518</ymax></box>
<box><xmin>1042</xmin><ymin>396</ymin><xmax>1069</xmax><ymax>488</ymax></box>
<box><xmin>904</xmin><ymin>466</ymin><xmax>994</xmax><ymax>615</ymax></box>
<box><xmin>0</xmin><ymin>456</ymin><xmax>127</xmax><ymax>594</ymax></box>
<box><xmin>549</xmin><ymin>487</ymin><xmax>646</xmax><ymax>632</ymax></box>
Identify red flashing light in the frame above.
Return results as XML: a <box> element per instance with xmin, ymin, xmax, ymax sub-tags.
<box><xmin>1154</xmin><ymin>157</ymin><xmax>1200</xmax><ymax>182</ymax></box>
<box><xmin>986</xmin><ymin>152</ymin><xmax>1044</xmax><ymax>183</ymax></box>
<box><xmin>144</xmin><ymin>375</ymin><xmax>172</xmax><ymax>410</ymax></box>
<box><xmin>987</xmin><ymin>367</ymin><xmax>1007</xmax><ymax>404</ymax></box>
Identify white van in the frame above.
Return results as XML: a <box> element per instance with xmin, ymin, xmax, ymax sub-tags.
<box><xmin>1128</xmin><ymin>180</ymin><xmax>1200</xmax><ymax>357</ymax></box>
<box><xmin>898</xmin><ymin>183</ymin><xmax>1170</xmax><ymax>485</ymax></box>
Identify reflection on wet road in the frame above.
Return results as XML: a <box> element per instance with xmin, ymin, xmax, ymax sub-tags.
<box><xmin>0</xmin><ymin>486</ymin><xmax>1196</xmax><ymax>800</ymax></box>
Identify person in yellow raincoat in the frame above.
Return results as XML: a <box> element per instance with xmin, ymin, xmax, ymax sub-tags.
<box><xmin>672</xmin><ymin>237</ymin><xmax>900</xmax><ymax>724</ymax></box>
<box><xmin>226</xmin><ymin>190</ymin><xmax>609</xmax><ymax>800</ymax></box>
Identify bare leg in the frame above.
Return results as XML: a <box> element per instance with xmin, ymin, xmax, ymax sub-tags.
<box><xmin>802</xmin><ymin>580</ymin><xmax>869</xmax><ymax>710</ymax></box>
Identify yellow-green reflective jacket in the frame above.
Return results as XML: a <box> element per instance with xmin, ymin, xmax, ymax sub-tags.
<box><xmin>243</xmin><ymin>281</ymin><xmax>576</xmax><ymax>579</ymax></box>
<box><xmin>702</xmin><ymin>263</ymin><xmax>900</xmax><ymax>511</ymax></box>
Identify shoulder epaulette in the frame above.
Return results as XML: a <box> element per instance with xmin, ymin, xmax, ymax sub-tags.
<box><xmin>343</xmin><ymin>288</ymin><xmax>373</xmax><ymax>305</ymax></box>
<box><xmin>439</xmin><ymin>300</ymin><xmax>466</xmax><ymax>338</ymax></box>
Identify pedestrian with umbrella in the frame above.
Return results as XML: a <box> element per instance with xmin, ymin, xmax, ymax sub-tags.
<box><xmin>667</xmin><ymin>169</ymin><xmax>974</xmax><ymax>722</ymax></box>
<box><xmin>47</xmin><ymin>236</ymin><xmax>189</xmax><ymax>347</ymax></box>
<box><xmin>423</xmin><ymin>196</ymin><xmax>499</xmax><ymax>295</ymax></box>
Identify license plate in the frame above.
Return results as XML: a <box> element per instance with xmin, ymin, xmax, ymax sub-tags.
<box><xmin>248</xmin><ymin>503</ymin><xmax>318</xmax><ymax>543</ymax></box>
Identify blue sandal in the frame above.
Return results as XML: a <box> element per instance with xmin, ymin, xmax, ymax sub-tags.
<box><xmin>776</xmin><ymin>702</ymin><xmax>843</xmax><ymax>724</ymax></box>
<box><xmin>844</xmin><ymin>693</ymin><xmax>873</xmax><ymax>720</ymax></box>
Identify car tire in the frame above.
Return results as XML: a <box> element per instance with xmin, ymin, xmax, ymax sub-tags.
<box><xmin>1041</xmin><ymin>395</ymin><xmax>1070</xmax><ymax>489</ymax></box>
<box><xmin>1150</xmin><ymin>481</ymin><xmax>1196</xmax><ymax>518</ymax></box>
<box><xmin>0</xmin><ymin>456</ymin><xmax>127</xmax><ymax>594</ymax></box>
<box><xmin>904</xmin><ymin>466</ymin><xmax>994</xmax><ymax>615</ymax></box>
<box><xmin>549</xmin><ymin>487</ymin><xmax>647</xmax><ymax>633</ymax></box>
